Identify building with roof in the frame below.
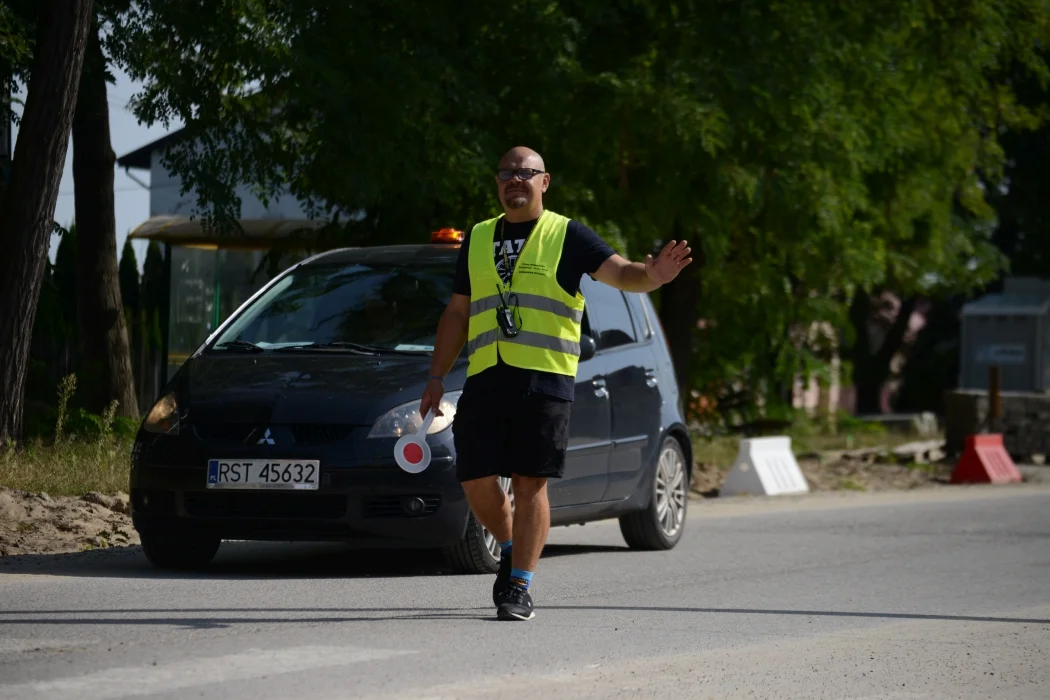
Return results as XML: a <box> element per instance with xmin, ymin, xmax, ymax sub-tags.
<box><xmin>958</xmin><ymin>276</ymin><xmax>1050</xmax><ymax>394</ymax></box>
<box><xmin>116</xmin><ymin>129</ymin><xmax>314</xmax><ymax>222</ymax></box>
<box><xmin>116</xmin><ymin>132</ymin><xmax>339</xmax><ymax>384</ymax></box>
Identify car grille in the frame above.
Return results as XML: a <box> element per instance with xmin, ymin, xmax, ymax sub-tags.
<box><xmin>192</xmin><ymin>424</ymin><xmax>354</xmax><ymax>446</ymax></box>
<box><xmin>290</xmin><ymin>424</ymin><xmax>354</xmax><ymax>446</ymax></box>
<box><xmin>362</xmin><ymin>495</ymin><xmax>441</xmax><ymax>519</ymax></box>
<box><xmin>193</xmin><ymin>424</ymin><xmax>257</xmax><ymax>444</ymax></box>
<box><xmin>183</xmin><ymin>492</ymin><xmax>347</xmax><ymax>519</ymax></box>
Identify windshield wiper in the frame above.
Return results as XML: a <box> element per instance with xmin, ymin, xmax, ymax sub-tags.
<box><xmin>274</xmin><ymin>341</ymin><xmax>378</xmax><ymax>356</ymax></box>
<box><xmin>276</xmin><ymin>341</ymin><xmax>431</xmax><ymax>356</ymax></box>
<box><xmin>213</xmin><ymin>340</ymin><xmax>265</xmax><ymax>352</ymax></box>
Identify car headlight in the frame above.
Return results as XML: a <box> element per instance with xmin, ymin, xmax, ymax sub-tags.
<box><xmin>367</xmin><ymin>391</ymin><xmax>462</xmax><ymax>439</ymax></box>
<box><xmin>142</xmin><ymin>392</ymin><xmax>180</xmax><ymax>435</ymax></box>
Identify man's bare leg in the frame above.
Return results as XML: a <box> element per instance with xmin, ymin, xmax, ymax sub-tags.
<box><xmin>461</xmin><ymin>475</ymin><xmax>513</xmax><ymax>543</ymax></box>
<box><xmin>510</xmin><ymin>475</ymin><xmax>550</xmax><ymax>574</ymax></box>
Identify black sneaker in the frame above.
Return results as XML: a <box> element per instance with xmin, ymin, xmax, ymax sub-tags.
<box><xmin>496</xmin><ymin>586</ymin><xmax>535</xmax><ymax>621</ymax></box>
<box><xmin>492</xmin><ymin>553</ymin><xmax>512</xmax><ymax>607</ymax></box>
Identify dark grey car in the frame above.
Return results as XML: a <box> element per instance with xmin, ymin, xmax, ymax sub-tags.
<box><xmin>130</xmin><ymin>242</ymin><xmax>693</xmax><ymax>574</ymax></box>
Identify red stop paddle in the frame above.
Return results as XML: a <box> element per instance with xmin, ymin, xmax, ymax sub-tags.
<box><xmin>394</xmin><ymin>411</ymin><xmax>435</xmax><ymax>473</ymax></box>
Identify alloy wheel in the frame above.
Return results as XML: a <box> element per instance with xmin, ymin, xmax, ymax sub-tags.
<box><xmin>654</xmin><ymin>445</ymin><xmax>687</xmax><ymax>538</ymax></box>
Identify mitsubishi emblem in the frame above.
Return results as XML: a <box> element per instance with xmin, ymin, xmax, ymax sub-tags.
<box><xmin>257</xmin><ymin>428</ymin><xmax>275</xmax><ymax>445</ymax></box>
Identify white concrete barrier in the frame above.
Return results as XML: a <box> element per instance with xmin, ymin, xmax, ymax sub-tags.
<box><xmin>719</xmin><ymin>436</ymin><xmax>810</xmax><ymax>496</ymax></box>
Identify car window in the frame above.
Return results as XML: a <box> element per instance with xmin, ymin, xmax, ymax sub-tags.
<box><xmin>211</xmin><ymin>259</ymin><xmax>455</xmax><ymax>351</ymax></box>
<box><xmin>581</xmin><ymin>277</ymin><xmax>637</xmax><ymax>350</ymax></box>
<box><xmin>624</xmin><ymin>293</ymin><xmax>652</xmax><ymax>340</ymax></box>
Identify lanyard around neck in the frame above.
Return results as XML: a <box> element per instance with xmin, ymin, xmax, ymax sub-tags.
<box><xmin>498</xmin><ymin>217</ymin><xmax>512</xmax><ymax>290</ymax></box>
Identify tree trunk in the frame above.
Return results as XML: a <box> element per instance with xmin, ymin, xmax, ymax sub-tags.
<box><xmin>658</xmin><ymin>221</ymin><xmax>704</xmax><ymax>393</ymax></box>
<box><xmin>72</xmin><ymin>22</ymin><xmax>139</xmax><ymax>419</ymax></box>
<box><xmin>850</xmin><ymin>290</ymin><xmax>917</xmax><ymax>415</ymax></box>
<box><xmin>0</xmin><ymin>0</ymin><xmax>95</xmax><ymax>444</ymax></box>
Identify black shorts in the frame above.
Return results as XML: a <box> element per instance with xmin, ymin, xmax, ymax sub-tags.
<box><xmin>452</xmin><ymin>385</ymin><xmax>571</xmax><ymax>482</ymax></box>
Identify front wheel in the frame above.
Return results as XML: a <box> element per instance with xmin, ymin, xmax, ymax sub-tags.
<box><xmin>443</xmin><ymin>476</ymin><xmax>513</xmax><ymax>574</ymax></box>
<box><xmin>619</xmin><ymin>437</ymin><xmax>689</xmax><ymax>550</ymax></box>
<box><xmin>140</xmin><ymin>530</ymin><xmax>221</xmax><ymax>570</ymax></box>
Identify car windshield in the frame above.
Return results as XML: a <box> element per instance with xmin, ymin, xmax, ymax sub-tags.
<box><xmin>210</xmin><ymin>258</ymin><xmax>454</xmax><ymax>353</ymax></box>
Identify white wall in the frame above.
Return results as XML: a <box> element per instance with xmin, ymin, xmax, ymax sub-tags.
<box><xmin>148</xmin><ymin>147</ymin><xmax>310</xmax><ymax>220</ymax></box>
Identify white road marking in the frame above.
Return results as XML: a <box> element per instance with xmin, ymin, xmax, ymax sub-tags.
<box><xmin>0</xmin><ymin>645</ymin><xmax>416</xmax><ymax>700</ymax></box>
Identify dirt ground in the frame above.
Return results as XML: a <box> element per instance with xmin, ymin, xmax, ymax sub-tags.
<box><xmin>0</xmin><ymin>488</ymin><xmax>138</xmax><ymax>557</ymax></box>
<box><xmin>690</xmin><ymin>454</ymin><xmax>956</xmax><ymax>498</ymax></box>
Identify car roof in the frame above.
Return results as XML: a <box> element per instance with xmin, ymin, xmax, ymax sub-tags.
<box><xmin>301</xmin><ymin>244</ymin><xmax>461</xmax><ymax>267</ymax></box>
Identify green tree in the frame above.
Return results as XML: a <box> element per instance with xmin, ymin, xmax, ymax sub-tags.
<box><xmin>0</xmin><ymin>0</ymin><xmax>95</xmax><ymax>443</ymax></box>
<box><xmin>896</xmin><ymin>49</ymin><xmax>1050</xmax><ymax>413</ymax></box>
<box><xmin>118</xmin><ymin>238</ymin><xmax>140</xmax><ymax>319</ymax></box>
<box><xmin>53</xmin><ymin>224</ymin><xmax>79</xmax><ymax>341</ymax></box>
<box><xmin>113</xmin><ymin>0</ymin><xmax>1050</xmax><ymax>424</ymax></box>
<box><xmin>72</xmin><ymin>3</ymin><xmax>139</xmax><ymax>419</ymax></box>
<box><xmin>140</xmin><ymin>240</ymin><xmax>166</xmax><ymax>352</ymax></box>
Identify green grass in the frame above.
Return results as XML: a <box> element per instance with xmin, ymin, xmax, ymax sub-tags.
<box><xmin>691</xmin><ymin>410</ymin><xmax>932</xmax><ymax>468</ymax></box>
<box><xmin>1</xmin><ymin>373</ymin><xmax>134</xmax><ymax>497</ymax></box>
<box><xmin>0</xmin><ymin>436</ymin><xmax>133</xmax><ymax>496</ymax></box>
<box><xmin>838</xmin><ymin>477</ymin><xmax>867</xmax><ymax>491</ymax></box>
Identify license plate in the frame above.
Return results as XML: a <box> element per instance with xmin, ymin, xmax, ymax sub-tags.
<box><xmin>206</xmin><ymin>459</ymin><xmax>320</xmax><ymax>490</ymax></box>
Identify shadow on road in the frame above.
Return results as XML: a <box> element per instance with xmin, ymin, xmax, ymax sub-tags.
<box><xmin>0</xmin><ymin>542</ymin><xmax>629</xmax><ymax>581</ymax></box>
<box><xmin>0</xmin><ymin>605</ymin><xmax>1045</xmax><ymax>630</ymax></box>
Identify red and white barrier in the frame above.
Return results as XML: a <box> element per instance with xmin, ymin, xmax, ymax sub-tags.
<box><xmin>950</xmin><ymin>433</ymin><xmax>1022</xmax><ymax>485</ymax></box>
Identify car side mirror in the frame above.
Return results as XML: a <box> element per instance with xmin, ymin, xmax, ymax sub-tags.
<box><xmin>579</xmin><ymin>334</ymin><xmax>596</xmax><ymax>362</ymax></box>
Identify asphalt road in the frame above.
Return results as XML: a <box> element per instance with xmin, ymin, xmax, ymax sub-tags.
<box><xmin>1</xmin><ymin>484</ymin><xmax>1049</xmax><ymax>700</ymax></box>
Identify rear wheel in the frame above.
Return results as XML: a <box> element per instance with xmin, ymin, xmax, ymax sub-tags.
<box><xmin>619</xmin><ymin>437</ymin><xmax>689</xmax><ymax>550</ymax></box>
<box><xmin>140</xmin><ymin>530</ymin><xmax>221</xmax><ymax>570</ymax></box>
<box><xmin>444</xmin><ymin>476</ymin><xmax>513</xmax><ymax>574</ymax></box>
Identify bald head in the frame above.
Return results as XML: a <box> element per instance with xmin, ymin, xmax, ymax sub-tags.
<box><xmin>498</xmin><ymin>146</ymin><xmax>545</xmax><ymax>171</ymax></box>
<box><xmin>495</xmin><ymin>146</ymin><xmax>550</xmax><ymax>221</ymax></box>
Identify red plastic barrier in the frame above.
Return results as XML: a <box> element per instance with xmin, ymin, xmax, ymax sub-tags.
<box><xmin>950</xmin><ymin>434</ymin><xmax>1022</xmax><ymax>485</ymax></box>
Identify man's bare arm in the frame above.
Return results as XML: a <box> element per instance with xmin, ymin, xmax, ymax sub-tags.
<box><xmin>592</xmin><ymin>254</ymin><xmax>662</xmax><ymax>293</ymax></box>
<box><xmin>591</xmin><ymin>240</ymin><xmax>693</xmax><ymax>293</ymax></box>
<box><xmin>429</xmin><ymin>293</ymin><xmax>471</xmax><ymax>379</ymax></box>
<box><xmin>420</xmin><ymin>293</ymin><xmax>471</xmax><ymax>418</ymax></box>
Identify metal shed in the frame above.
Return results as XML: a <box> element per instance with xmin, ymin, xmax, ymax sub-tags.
<box><xmin>958</xmin><ymin>277</ymin><xmax>1050</xmax><ymax>393</ymax></box>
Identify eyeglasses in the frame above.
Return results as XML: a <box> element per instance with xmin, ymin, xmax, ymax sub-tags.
<box><xmin>497</xmin><ymin>168</ymin><xmax>546</xmax><ymax>182</ymax></box>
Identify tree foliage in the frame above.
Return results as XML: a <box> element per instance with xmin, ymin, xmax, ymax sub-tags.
<box><xmin>107</xmin><ymin>0</ymin><xmax>1050</xmax><ymax>424</ymax></box>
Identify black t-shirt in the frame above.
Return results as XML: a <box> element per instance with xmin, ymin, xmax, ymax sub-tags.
<box><xmin>453</xmin><ymin>215</ymin><xmax>616</xmax><ymax>401</ymax></box>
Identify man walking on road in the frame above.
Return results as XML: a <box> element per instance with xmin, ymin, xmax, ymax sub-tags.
<box><xmin>421</xmin><ymin>146</ymin><xmax>692</xmax><ymax>621</ymax></box>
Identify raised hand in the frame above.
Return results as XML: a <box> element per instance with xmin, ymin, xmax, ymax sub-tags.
<box><xmin>644</xmin><ymin>240</ymin><xmax>693</xmax><ymax>285</ymax></box>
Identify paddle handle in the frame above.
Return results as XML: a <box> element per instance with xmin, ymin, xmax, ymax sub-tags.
<box><xmin>417</xmin><ymin>409</ymin><xmax>436</xmax><ymax>436</ymax></box>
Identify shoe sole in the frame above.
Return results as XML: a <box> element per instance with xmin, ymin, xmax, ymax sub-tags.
<box><xmin>496</xmin><ymin>608</ymin><xmax>535</xmax><ymax>621</ymax></box>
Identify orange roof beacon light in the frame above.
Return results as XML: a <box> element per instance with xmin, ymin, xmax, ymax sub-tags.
<box><xmin>431</xmin><ymin>227</ymin><xmax>465</xmax><ymax>244</ymax></box>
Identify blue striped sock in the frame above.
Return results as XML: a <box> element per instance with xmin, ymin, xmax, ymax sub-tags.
<box><xmin>509</xmin><ymin>568</ymin><xmax>533</xmax><ymax>590</ymax></box>
<box><xmin>499</xmin><ymin>539</ymin><xmax>513</xmax><ymax>557</ymax></box>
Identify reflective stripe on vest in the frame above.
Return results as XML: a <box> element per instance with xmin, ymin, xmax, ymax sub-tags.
<box><xmin>466</xmin><ymin>328</ymin><xmax>582</xmax><ymax>358</ymax></box>
<box><xmin>465</xmin><ymin>210</ymin><xmax>585</xmax><ymax>378</ymax></box>
<box><xmin>469</xmin><ymin>293</ymin><xmax>584</xmax><ymax>324</ymax></box>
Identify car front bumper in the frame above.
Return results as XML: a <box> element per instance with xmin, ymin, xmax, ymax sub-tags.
<box><xmin>129</xmin><ymin>430</ymin><xmax>470</xmax><ymax>549</ymax></box>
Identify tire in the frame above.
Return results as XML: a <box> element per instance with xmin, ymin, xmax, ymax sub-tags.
<box><xmin>140</xmin><ymin>530</ymin><xmax>221</xmax><ymax>571</ymax></box>
<box><xmin>619</xmin><ymin>436</ymin><xmax>689</xmax><ymax>550</ymax></box>
<box><xmin>443</xmin><ymin>476</ymin><xmax>512</xmax><ymax>575</ymax></box>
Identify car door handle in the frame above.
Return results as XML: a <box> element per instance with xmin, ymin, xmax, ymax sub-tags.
<box><xmin>645</xmin><ymin>369</ymin><xmax>658</xmax><ymax>388</ymax></box>
<box><xmin>592</xmin><ymin>377</ymin><xmax>609</xmax><ymax>399</ymax></box>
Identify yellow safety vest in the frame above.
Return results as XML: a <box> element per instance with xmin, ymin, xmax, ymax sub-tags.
<box><xmin>466</xmin><ymin>210</ymin><xmax>585</xmax><ymax>378</ymax></box>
